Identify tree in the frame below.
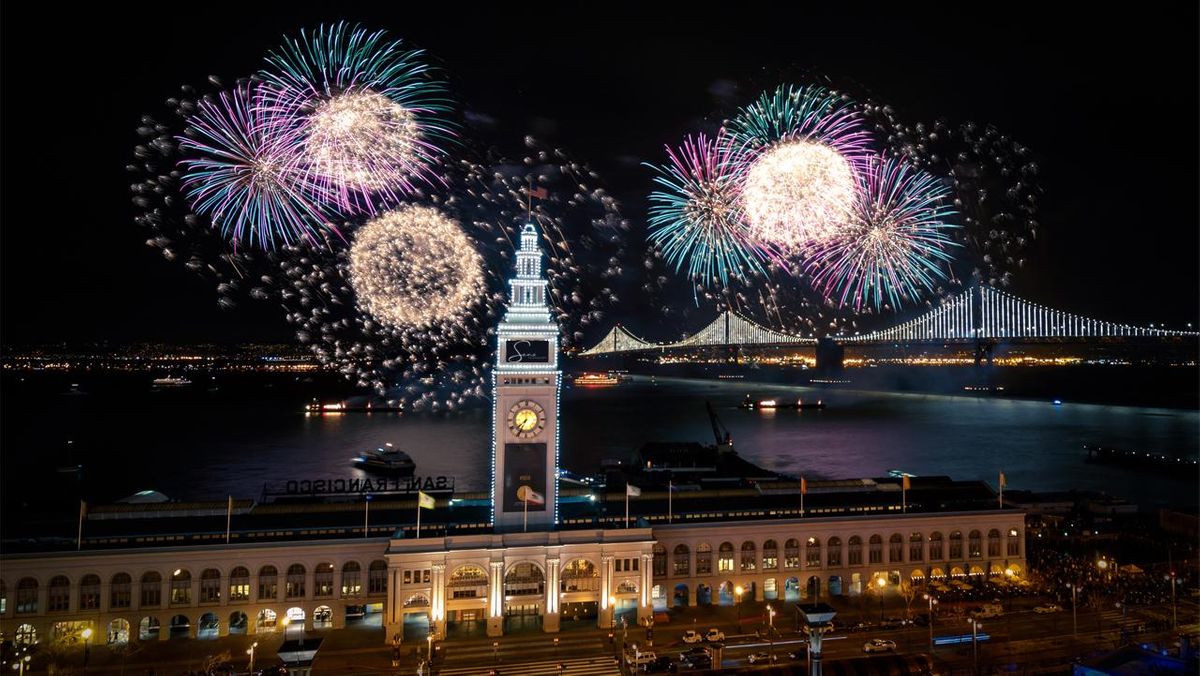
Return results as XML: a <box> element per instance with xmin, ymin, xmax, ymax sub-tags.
<box><xmin>899</xmin><ymin>580</ymin><xmax>916</xmax><ymax>618</ymax></box>
<box><xmin>202</xmin><ymin>649</ymin><xmax>232</xmax><ymax>673</ymax></box>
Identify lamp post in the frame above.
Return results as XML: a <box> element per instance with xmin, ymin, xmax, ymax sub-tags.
<box><xmin>1168</xmin><ymin>571</ymin><xmax>1178</xmax><ymax>630</ymax></box>
<box><xmin>246</xmin><ymin>641</ymin><xmax>258</xmax><ymax>675</ymax></box>
<box><xmin>1067</xmin><ymin>583</ymin><xmax>1079</xmax><ymax>637</ymax></box>
<box><xmin>81</xmin><ymin>627</ymin><xmax>93</xmax><ymax>671</ymax></box>
<box><xmin>609</xmin><ymin>595</ymin><xmax>617</xmax><ymax>631</ymax></box>
<box><xmin>492</xmin><ymin>641</ymin><xmax>499</xmax><ymax>666</ymax></box>
<box><xmin>922</xmin><ymin>593</ymin><xmax>938</xmax><ymax>654</ymax></box>
<box><xmin>735</xmin><ymin>585</ymin><xmax>744</xmax><ymax>631</ymax></box>
<box><xmin>968</xmin><ymin>618</ymin><xmax>982</xmax><ymax>676</ymax></box>
<box><xmin>766</xmin><ymin>605</ymin><xmax>776</xmax><ymax>660</ymax></box>
<box><xmin>427</xmin><ymin>634</ymin><xmax>434</xmax><ymax>663</ymax></box>
<box><xmin>875</xmin><ymin>577</ymin><xmax>887</xmax><ymax>623</ymax></box>
<box><xmin>13</xmin><ymin>654</ymin><xmax>31</xmax><ymax>676</ymax></box>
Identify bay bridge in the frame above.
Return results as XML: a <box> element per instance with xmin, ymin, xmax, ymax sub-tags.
<box><xmin>579</xmin><ymin>286</ymin><xmax>1197</xmax><ymax>357</ymax></box>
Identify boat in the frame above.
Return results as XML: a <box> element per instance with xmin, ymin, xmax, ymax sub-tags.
<box><xmin>152</xmin><ymin>376</ymin><xmax>192</xmax><ymax>387</ymax></box>
<box><xmin>739</xmin><ymin>395</ymin><xmax>825</xmax><ymax>411</ymax></box>
<box><xmin>574</xmin><ymin>372</ymin><xmax>620</xmax><ymax>387</ymax></box>
<box><xmin>352</xmin><ymin>443</ymin><xmax>416</xmax><ymax>475</ymax></box>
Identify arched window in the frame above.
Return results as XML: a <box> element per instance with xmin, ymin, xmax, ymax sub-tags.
<box><xmin>784</xmin><ymin>539</ymin><xmax>801</xmax><ymax>569</ymax></box>
<box><xmin>888</xmin><ymin>534</ymin><xmax>904</xmax><ymax>563</ymax></box>
<box><xmin>652</xmin><ymin>544</ymin><xmax>667</xmax><ymax>577</ymax></box>
<box><xmin>968</xmin><ymin>530</ymin><xmax>982</xmax><ymax>558</ymax></box>
<box><xmin>848</xmin><ymin>536</ymin><xmax>863</xmax><ymax>565</ymax></box>
<box><xmin>285</xmin><ymin>564</ymin><xmax>306</xmax><ymax>598</ymax></box>
<box><xmin>368</xmin><ymin>560</ymin><xmax>388</xmax><ymax>595</ymax></box>
<box><xmin>740</xmin><ymin>541</ymin><xmax>757</xmax><ymax>571</ymax></box>
<box><xmin>229</xmin><ymin>567</ymin><xmax>250</xmax><ymax>601</ymax></box>
<box><xmin>314</xmin><ymin>563</ymin><xmax>334</xmax><ymax>597</ymax></box>
<box><xmin>200</xmin><ymin>569</ymin><xmax>221</xmax><ymax>603</ymax></box>
<box><xmin>762</xmin><ymin>540</ymin><xmax>779</xmax><ymax>570</ymax></box>
<box><xmin>673</xmin><ymin>545</ymin><xmax>690</xmax><ymax>576</ymax></box>
<box><xmin>504</xmin><ymin>562</ymin><xmax>544</xmax><ymax>597</ymax></box>
<box><xmin>1007</xmin><ymin>528</ymin><xmax>1020</xmax><ymax>556</ymax></box>
<box><xmin>341</xmin><ymin>562</ymin><xmax>362</xmax><ymax>597</ymax></box>
<box><xmin>827</xmin><ymin>537</ymin><xmax>842</xmax><ymax>566</ymax></box>
<box><xmin>258</xmin><ymin>566</ymin><xmax>278</xmax><ymax>600</ymax></box>
<box><xmin>449</xmin><ymin>564</ymin><xmax>489</xmax><ymax>598</ymax></box>
<box><xmin>110</xmin><ymin>573</ymin><xmax>132</xmax><ymax>609</ymax></box>
<box><xmin>141</xmin><ymin>572</ymin><xmax>162</xmax><ymax>607</ymax></box>
<box><xmin>806</xmin><ymin>537</ymin><xmax>822</xmax><ymax>568</ymax></box>
<box><xmin>717</xmin><ymin>542</ymin><xmax>735</xmax><ymax>573</ymax></box>
<box><xmin>48</xmin><ymin>575</ymin><xmax>70</xmax><ymax>612</ymax></box>
<box><xmin>987</xmin><ymin>529</ymin><xmax>1001</xmax><ymax>557</ymax></box>
<box><xmin>949</xmin><ymin>531</ymin><xmax>963</xmax><ymax>559</ymax></box>
<box><xmin>170</xmin><ymin>569</ymin><xmax>191</xmax><ymax>605</ymax></box>
<box><xmin>696</xmin><ymin>543</ymin><xmax>713</xmax><ymax>575</ymax></box>
<box><xmin>869</xmin><ymin>535</ymin><xmax>883</xmax><ymax>564</ymax></box>
<box><xmin>560</xmin><ymin>560</ymin><xmax>598</xmax><ymax>593</ymax></box>
<box><xmin>929</xmin><ymin>532</ymin><xmax>944</xmax><ymax>560</ymax></box>
<box><xmin>16</xmin><ymin>578</ymin><xmax>38</xmax><ymax>614</ymax></box>
<box><xmin>910</xmin><ymin>532</ymin><xmax>924</xmax><ymax>562</ymax></box>
<box><xmin>79</xmin><ymin>574</ymin><xmax>101</xmax><ymax>610</ymax></box>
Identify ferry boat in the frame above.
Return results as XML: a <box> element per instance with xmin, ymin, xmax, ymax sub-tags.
<box><xmin>352</xmin><ymin>443</ymin><xmax>416</xmax><ymax>475</ymax></box>
<box><xmin>739</xmin><ymin>395</ymin><xmax>825</xmax><ymax>411</ymax></box>
<box><xmin>152</xmin><ymin>376</ymin><xmax>192</xmax><ymax>387</ymax></box>
<box><xmin>573</xmin><ymin>372</ymin><xmax>621</xmax><ymax>387</ymax></box>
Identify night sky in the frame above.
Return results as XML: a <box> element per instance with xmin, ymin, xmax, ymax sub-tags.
<box><xmin>2</xmin><ymin>3</ymin><xmax>1196</xmax><ymax>345</ymax></box>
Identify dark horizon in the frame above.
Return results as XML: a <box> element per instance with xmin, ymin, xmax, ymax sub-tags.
<box><xmin>2</xmin><ymin>3</ymin><xmax>1197</xmax><ymax>345</ymax></box>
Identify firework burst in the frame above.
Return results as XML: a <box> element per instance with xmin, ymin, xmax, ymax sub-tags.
<box><xmin>176</xmin><ymin>84</ymin><xmax>336</xmax><ymax>249</ymax></box>
<box><xmin>258</xmin><ymin>22</ymin><xmax>456</xmax><ymax>212</ymax></box>
<box><xmin>803</xmin><ymin>157</ymin><xmax>960</xmax><ymax>312</ymax></box>
<box><xmin>646</xmin><ymin>132</ymin><xmax>776</xmax><ymax>299</ymax></box>
<box><xmin>348</xmin><ymin>205</ymin><xmax>486</xmax><ymax>330</ymax></box>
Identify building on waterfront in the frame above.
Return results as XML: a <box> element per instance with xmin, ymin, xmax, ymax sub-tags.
<box><xmin>0</xmin><ymin>224</ymin><xmax>1026</xmax><ymax>648</ymax></box>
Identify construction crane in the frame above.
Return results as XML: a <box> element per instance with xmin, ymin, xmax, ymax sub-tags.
<box><xmin>706</xmin><ymin>401</ymin><xmax>734</xmax><ymax>453</ymax></box>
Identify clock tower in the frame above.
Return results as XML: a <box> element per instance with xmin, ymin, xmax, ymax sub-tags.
<box><xmin>491</xmin><ymin>223</ymin><xmax>561</xmax><ymax>531</ymax></box>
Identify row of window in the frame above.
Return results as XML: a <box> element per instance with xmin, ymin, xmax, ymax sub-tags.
<box><xmin>4</xmin><ymin>561</ymin><xmax>388</xmax><ymax>616</ymax></box>
<box><xmin>653</xmin><ymin>529</ymin><xmax>1021</xmax><ymax>577</ymax></box>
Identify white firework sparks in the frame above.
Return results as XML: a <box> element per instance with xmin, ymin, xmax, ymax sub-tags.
<box><xmin>741</xmin><ymin>139</ymin><xmax>857</xmax><ymax>251</ymax></box>
<box><xmin>348</xmin><ymin>205</ymin><xmax>486</xmax><ymax>329</ymax></box>
<box><xmin>308</xmin><ymin>89</ymin><xmax>423</xmax><ymax>193</ymax></box>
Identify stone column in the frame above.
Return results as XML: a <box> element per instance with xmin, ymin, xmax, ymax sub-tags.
<box><xmin>599</xmin><ymin>555</ymin><xmax>614</xmax><ymax>629</ymax></box>
<box><xmin>543</xmin><ymin>557</ymin><xmax>560</xmax><ymax>633</ymax></box>
<box><xmin>487</xmin><ymin>561</ymin><xmax>505</xmax><ymax>637</ymax></box>
<box><xmin>384</xmin><ymin>566</ymin><xmax>403</xmax><ymax>645</ymax></box>
<box><xmin>638</xmin><ymin>554</ymin><xmax>653</xmax><ymax>625</ymax></box>
<box><xmin>430</xmin><ymin>563</ymin><xmax>447</xmax><ymax>639</ymax></box>
<box><xmin>100</xmin><ymin>581</ymin><xmax>111</xmax><ymax>614</ymax></box>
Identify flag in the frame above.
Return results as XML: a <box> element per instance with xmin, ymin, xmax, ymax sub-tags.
<box><xmin>418</xmin><ymin>491</ymin><xmax>436</xmax><ymax>510</ymax></box>
<box><xmin>800</xmin><ymin>477</ymin><xmax>808</xmax><ymax>495</ymax></box>
<box><xmin>999</xmin><ymin>472</ymin><xmax>1007</xmax><ymax>488</ymax></box>
<box><xmin>902</xmin><ymin>476</ymin><xmax>911</xmax><ymax>491</ymax></box>
<box><xmin>626</xmin><ymin>484</ymin><xmax>641</xmax><ymax>497</ymax></box>
<box><xmin>529</xmin><ymin>186</ymin><xmax>548</xmax><ymax>200</ymax></box>
<box><xmin>518</xmin><ymin>485</ymin><xmax>545</xmax><ymax>505</ymax></box>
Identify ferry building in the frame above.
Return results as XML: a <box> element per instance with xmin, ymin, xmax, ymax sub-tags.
<box><xmin>0</xmin><ymin>225</ymin><xmax>1026</xmax><ymax>650</ymax></box>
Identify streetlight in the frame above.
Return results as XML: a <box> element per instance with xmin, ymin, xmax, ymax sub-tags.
<box><xmin>734</xmin><ymin>585</ymin><xmax>744</xmax><ymax>631</ymax></box>
<box><xmin>81</xmin><ymin>627</ymin><xmax>93</xmax><ymax>670</ymax></box>
<box><xmin>875</xmin><ymin>577</ymin><xmax>887</xmax><ymax>623</ymax></box>
<box><xmin>427</xmin><ymin>634</ymin><xmax>434</xmax><ymax>663</ymax></box>
<box><xmin>1067</xmin><ymin>583</ymin><xmax>1079</xmax><ymax>637</ymax></box>
<box><xmin>492</xmin><ymin>641</ymin><xmax>499</xmax><ymax>666</ymax></box>
<box><xmin>246</xmin><ymin>641</ymin><xmax>258</xmax><ymax>675</ymax></box>
<box><xmin>766</xmin><ymin>605</ymin><xmax>776</xmax><ymax>661</ymax></box>
<box><xmin>922</xmin><ymin>593</ymin><xmax>938</xmax><ymax>654</ymax></box>
<box><xmin>12</xmin><ymin>654</ymin><xmax>31</xmax><ymax>676</ymax></box>
<box><xmin>1168</xmin><ymin>571</ymin><xmax>1178</xmax><ymax>630</ymax></box>
<box><xmin>609</xmin><ymin>595</ymin><xmax>617</xmax><ymax>631</ymax></box>
<box><xmin>968</xmin><ymin>618</ymin><xmax>982</xmax><ymax>675</ymax></box>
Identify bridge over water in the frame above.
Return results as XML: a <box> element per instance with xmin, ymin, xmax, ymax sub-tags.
<box><xmin>580</xmin><ymin>286</ymin><xmax>1197</xmax><ymax>356</ymax></box>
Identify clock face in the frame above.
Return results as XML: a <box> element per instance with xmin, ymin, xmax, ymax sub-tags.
<box><xmin>507</xmin><ymin>400</ymin><xmax>546</xmax><ymax>439</ymax></box>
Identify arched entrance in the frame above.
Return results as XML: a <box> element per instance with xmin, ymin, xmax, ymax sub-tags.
<box><xmin>107</xmin><ymin>618</ymin><xmax>130</xmax><ymax>645</ymax></box>
<box><xmin>228</xmin><ymin>611</ymin><xmax>248</xmax><ymax>635</ymax></box>
<box><xmin>256</xmin><ymin>609</ymin><xmax>278</xmax><ymax>633</ymax></box>
<box><xmin>784</xmin><ymin>577</ymin><xmax>801</xmax><ymax>603</ymax></box>
<box><xmin>827</xmin><ymin>575</ymin><xmax>843</xmax><ymax>597</ymax></box>
<box><xmin>402</xmin><ymin>594</ymin><xmax>431</xmax><ymax>640</ymax></box>
<box><xmin>314</xmin><ymin>605</ymin><xmax>334</xmax><ymax>630</ymax></box>
<box><xmin>168</xmin><ymin>614</ymin><xmax>190</xmax><ymax>639</ymax></box>
<box><xmin>138</xmin><ymin>617</ymin><xmax>159</xmax><ymax>641</ymax></box>
<box><xmin>804</xmin><ymin>576</ymin><xmax>821</xmax><ymax>601</ymax></box>
<box><xmin>718</xmin><ymin>581</ymin><xmax>735</xmax><ymax>606</ymax></box>
<box><xmin>504</xmin><ymin>562</ymin><xmax>545</xmax><ymax>633</ymax></box>
<box><xmin>673</xmin><ymin>583</ymin><xmax>690</xmax><ymax>607</ymax></box>
<box><xmin>696</xmin><ymin>584</ymin><xmax>712</xmax><ymax>606</ymax></box>
<box><xmin>197</xmin><ymin>612</ymin><xmax>220</xmax><ymax>640</ymax></box>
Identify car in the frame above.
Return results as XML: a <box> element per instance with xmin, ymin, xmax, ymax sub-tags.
<box><xmin>1033</xmin><ymin>603</ymin><xmax>1063</xmax><ymax>614</ymax></box>
<box><xmin>747</xmin><ymin>652</ymin><xmax>778</xmax><ymax>664</ymax></box>
<box><xmin>704</xmin><ymin>628</ymin><xmax>726</xmax><ymax>642</ymax></box>
<box><xmin>880</xmin><ymin>617</ymin><xmax>911</xmax><ymax>629</ymax></box>
<box><xmin>681</xmin><ymin>630</ymin><xmax>703</xmax><ymax>644</ymax></box>
<box><xmin>645</xmin><ymin>655</ymin><xmax>675</xmax><ymax>673</ymax></box>
<box><xmin>625</xmin><ymin>651</ymin><xmax>657</xmax><ymax>667</ymax></box>
<box><xmin>862</xmin><ymin>638</ymin><xmax>897</xmax><ymax>654</ymax></box>
<box><xmin>679</xmin><ymin>647</ymin><xmax>710</xmax><ymax>660</ymax></box>
<box><xmin>849</xmin><ymin>621</ymin><xmax>876</xmax><ymax>632</ymax></box>
<box><xmin>969</xmin><ymin>603</ymin><xmax>1003</xmax><ymax>619</ymax></box>
<box><xmin>679</xmin><ymin>654</ymin><xmax>711</xmax><ymax>670</ymax></box>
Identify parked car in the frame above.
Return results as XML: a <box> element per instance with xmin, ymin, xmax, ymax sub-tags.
<box><xmin>679</xmin><ymin>653</ymin><xmax>712</xmax><ymax>670</ymax></box>
<box><xmin>704</xmin><ymin>628</ymin><xmax>726</xmax><ymax>642</ymax></box>
<box><xmin>626</xmin><ymin>650</ymin><xmax>657</xmax><ymax>667</ymax></box>
<box><xmin>747</xmin><ymin>652</ymin><xmax>778</xmax><ymax>664</ymax></box>
<box><xmin>969</xmin><ymin>603</ymin><xmax>1004</xmax><ymax>619</ymax></box>
<box><xmin>646</xmin><ymin>655</ymin><xmax>675</xmax><ymax>673</ymax></box>
<box><xmin>849</xmin><ymin>621</ymin><xmax>876</xmax><ymax>632</ymax></box>
<box><xmin>679</xmin><ymin>647</ymin><xmax>710</xmax><ymax>660</ymax></box>
<box><xmin>880</xmin><ymin>617</ymin><xmax>911</xmax><ymax>629</ymax></box>
<box><xmin>681</xmin><ymin>630</ymin><xmax>703</xmax><ymax>644</ymax></box>
<box><xmin>1033</xmin><ymin>603</ymin><xmax>1063</xmax><ymax>614</ymax></box>
<box><xmin>862</xmin><ymin>638</ymin><xmax>897</xmax><ymax>654</ymax></box>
